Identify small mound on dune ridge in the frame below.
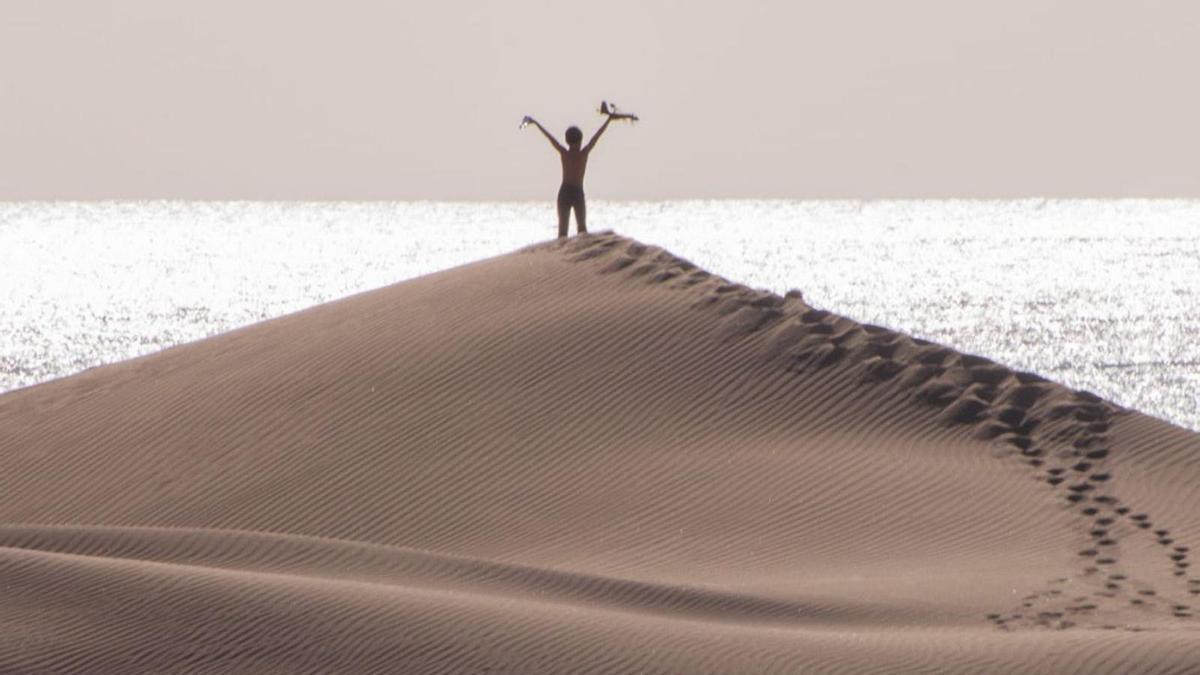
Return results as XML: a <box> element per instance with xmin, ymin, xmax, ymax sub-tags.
<box><xmin>0</xmin><ymin>231</ymin><xmax>1198</xmax><ymax>674</ymax></box>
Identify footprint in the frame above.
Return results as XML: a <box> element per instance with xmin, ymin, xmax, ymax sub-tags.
<box><xmin>965</xmin><ymin>383</ymin><xmax>1000</xmax><ymax>403</ymax></box>
<box><xmin>915</xmin><ymin>347</ymin><xmax>955</xmax><ymax>366</ymax></box>
<box><xmin>958</xmin><ymin>354</ymin><xmax>995</xmax><ymax>368</ymax></box>
<box><xmin>975</xmin><ymin>423</ymin><xmax>1013</xmax><ymax>440</ymax></box>
<box><xmin>938</xmin><ymin>396</ymin><xmax>990</xmax><ymax>424</ymax></box>
<box><xmin>1003</xmin><ymin>384</ymin><xmax>1047</xmax><ymax>407</ymax></box>
<box><xmin>968</xmin><ymin>365</ymin><xmax>1010</xmax><ymax>385</ymax></box>
<box><xmin>860</xmin><ymin>357</ymin><xmax>906</xmax><ymax>383</ymax></box>
<box><xmin>915</xmin><ymin>381</ymin><xmax>961</xmax><ymax>407</ymax></box>
<box><xmin>1014</xmin><ymin>371</ymin><xmax>1049</xmax><ymax>384</ymax></box>
<box><xmin>1006</xmin><ymin>435</ymin><xmax>1034</xmax><ymax>450</ymax></box>
<box><xmin>898</xmin><ymin>364</ymin><xmax>943</xmax><ymax>388</ymax></box>
<box><xmin>996</xmin><ymin>407</ymin><xmax>1027</xmax><ymax>427</ymax></box>
<box><xmin>808</xmin><ymin>344</ymin><xmax>846</xmax><ymax>369</ymax></box>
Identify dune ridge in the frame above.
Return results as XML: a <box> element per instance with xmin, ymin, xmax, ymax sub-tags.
<box><xmin>1</xmin><ymin>232</ymin><xmax>1199</xmax><ymax>673</ymax></box>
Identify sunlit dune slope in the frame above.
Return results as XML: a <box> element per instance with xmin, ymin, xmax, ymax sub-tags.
<box><xmin>2</xmin><ymin>232</ymin><xmax>1199</xmax><ymax>673</ymax></box>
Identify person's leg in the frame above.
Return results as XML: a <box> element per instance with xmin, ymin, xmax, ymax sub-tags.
<box><xmin>557</xmin><ymin>189</ymin><xmax>570</xmax><ymax>238</ymax></box>
<box><xmin>575</xmin><ymin>194</ymin><xmax>587</xmax><ymax>234</ymax></box>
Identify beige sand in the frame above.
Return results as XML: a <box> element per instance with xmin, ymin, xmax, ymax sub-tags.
<box><xmin>1</xmin><ymin>232</ymin><xmax>1198</xmax><ymax>673</ymax></box>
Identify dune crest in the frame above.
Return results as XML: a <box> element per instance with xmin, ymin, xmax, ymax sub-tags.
<box><xmin>2</xmin><ymin>232</ymin><xmax>1199</xmax><ymax>673</ymax></box>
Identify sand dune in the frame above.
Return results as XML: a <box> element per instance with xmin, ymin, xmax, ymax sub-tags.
<box><xmin>2</xmin><ymin>232</ymin><xmax>1199</xmax><ymax>673</ymax></box>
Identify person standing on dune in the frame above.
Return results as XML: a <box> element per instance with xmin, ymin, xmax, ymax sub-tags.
<box><xmin>523</xmin><ymin>102</ymin><xmax>637</xmax><ymax>238</ymax></box>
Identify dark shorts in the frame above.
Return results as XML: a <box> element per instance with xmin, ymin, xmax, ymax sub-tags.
<box><xmin>557</xmin><ymin>184</ymin><xmax>585</xmax><ymax>212</ymax></box>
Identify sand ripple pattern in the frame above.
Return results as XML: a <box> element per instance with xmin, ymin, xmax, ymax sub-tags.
<box><xmin>1</xmin><ymin>232</ymin><xmax>1199</xmax><ymax>673</ymax></box>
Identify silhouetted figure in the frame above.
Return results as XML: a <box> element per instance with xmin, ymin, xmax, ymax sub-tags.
<box><xmin>523</xmin><ymin>103</ymin><xmax>636</xmax><ymax>238</ymax></box>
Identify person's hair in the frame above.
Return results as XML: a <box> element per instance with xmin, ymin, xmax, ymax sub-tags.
<box><xmin>565</xmin><ymin>126</ymin><xmax>583</xmax><ymax>147</ymax></box>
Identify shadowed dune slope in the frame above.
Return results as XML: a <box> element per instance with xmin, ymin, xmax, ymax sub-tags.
<box><xmin>2</xmin><ymin>232</ymin><xmax>1199</xmax><ymax>673</ymax></box>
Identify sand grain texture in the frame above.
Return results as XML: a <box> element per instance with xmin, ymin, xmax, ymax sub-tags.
<box><xmin>2</xmin><ymin>233</ymin><xmax>1199</xmax><ymax>673</ymax></box>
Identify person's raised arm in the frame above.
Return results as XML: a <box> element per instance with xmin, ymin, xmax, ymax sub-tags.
<box><xmin>583</xmin><ymin>116</ymin><xmax>613</xmax><ymax>154</ymax></box>
<box><xmin>525</xmin><ymin>117</ymin><xmax>566</xmax><ymax>153</ymax></box>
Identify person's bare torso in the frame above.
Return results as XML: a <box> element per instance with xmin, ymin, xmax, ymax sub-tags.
<box><xmin>560</xmin><ymin>148</ymin><xmax>589</xmax><ymax>187</ymax></box>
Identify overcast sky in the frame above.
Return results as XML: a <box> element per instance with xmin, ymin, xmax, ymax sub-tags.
<box><xmin>1</xmin><ymin>1</ymin><xmax>1197</xmax><ymax>200</ymax></box>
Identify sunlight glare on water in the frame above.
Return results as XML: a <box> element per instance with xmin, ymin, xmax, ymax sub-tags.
<box><xmin>1</xmin><ymin>200</ymin><xmax>1197</xmax><ymax>431</ymax></box>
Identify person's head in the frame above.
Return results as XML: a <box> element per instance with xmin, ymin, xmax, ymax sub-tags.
<box><xmin>565</xmin><ymin>126</ymin><xmax>582</xmax><ymax>149</ymax></box>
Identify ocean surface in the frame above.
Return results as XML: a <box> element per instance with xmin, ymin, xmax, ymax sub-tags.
<box><xmin>2</xmin><ymin>200</ymin><xmax>1197</xmax><ymax>431</ymax></box>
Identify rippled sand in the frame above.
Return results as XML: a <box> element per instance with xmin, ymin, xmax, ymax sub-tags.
<box><xmin>2</xmin><ymin>200</ymin><xmax>1197</xmax><ymax>429</ymax></box>
<box><xmin>2</xmin><ymin>234</ymin><xmax>1199</xmax><ymax>673</ymax></box>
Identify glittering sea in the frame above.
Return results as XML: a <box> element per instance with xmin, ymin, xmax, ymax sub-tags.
<box><xmin>2</xmin><ymin>200</ymin><xmax>1197</xmax><ymax>431</ymax></box>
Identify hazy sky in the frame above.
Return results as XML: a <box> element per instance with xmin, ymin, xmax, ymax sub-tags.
<box><xmin>2</xmin><ymin>1</ymin><xmax>1197</xmax><ymax>200</ymax></box>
